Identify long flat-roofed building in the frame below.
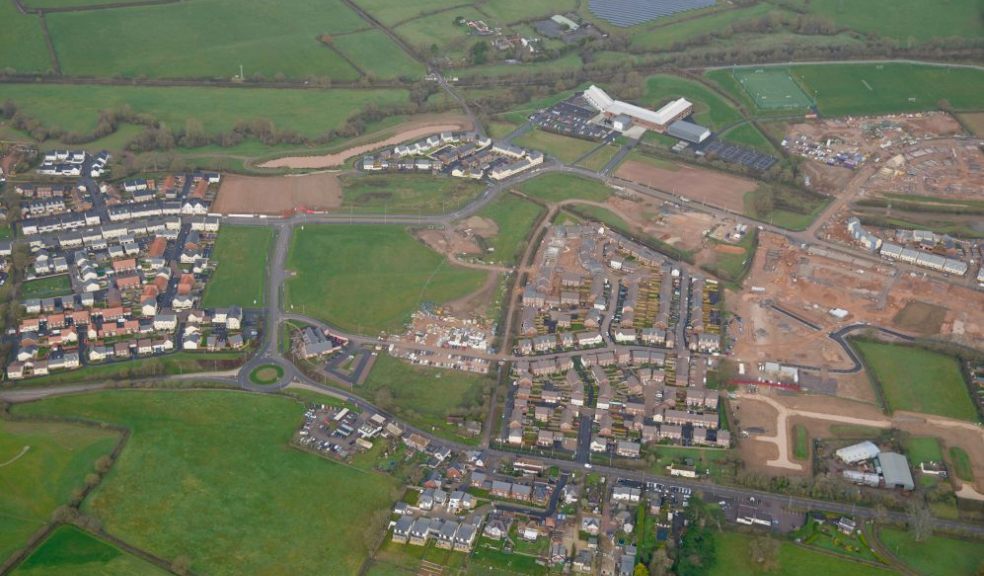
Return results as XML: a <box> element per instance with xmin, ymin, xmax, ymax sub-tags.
<box><xmin>582</xmin><ymin>85</ymin><xmax>693</xmax><ymax>132</ymax></box>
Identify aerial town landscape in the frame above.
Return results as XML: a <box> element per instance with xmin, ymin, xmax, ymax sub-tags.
<box><xmin>0</xmin><ymin>0</ymin><xmax>983</xmax><ymax>575</ymax></box>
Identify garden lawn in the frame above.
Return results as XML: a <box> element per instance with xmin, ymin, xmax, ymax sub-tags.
<box><xmin>949</xmin><ymin>447</ymin><xmax>974</xmax><ymax>482</ymax></box>
<box><xmin>340</xmin><ymin>174</ymin><xmax>484</xmax><ymax>215</ymax></box>
<box><xmin>0</xmin><ymin>1</ymin><xmax>52</xmax><ymax>74</ymax></box>
<box><xmin>877</xmin><ymin>528</ymin><xmax>984</xmax><ymax>576</ymax></box>
<box><xmin>361</xmin><ymin>354</ymin><xmax>491</xmax><ymax>444</ymax></box>
<box><xmin>20</xmin><ymin>275</ymin><xmax>72</xmax><ymax>300</ymax></box>
<box><xmin>0</xmin><ymin>419</ymin><xmax>118</xmax><ymax>564</ymax></box>
<box><xmin>285</xmin><ymin>225</ymin><xmax>486</xmax><ymax>334</ymax></box>
<box><xmin>474</xmin><ymin>194</ymin><xmax>545</xmax><ymax>266</ymax></box>
<box><xmin>903</xmin><ymin>436</ymin><xmax>943</xmax><ymax>464</ymax></box>
<box><xmin>518</xmin><ymin>173</ymin><xmax>611</xmax><ymax>204</ymax></box>
<box><xmin>513</xmin><ymin>129</ymin><xmax>599</xmax><ymax>164</ymax></box>
<box><xmin>0</xmin><ymin>84</ymin><xmax>408</xmax><ymax>140</ymax></box>
<box><xmin>46</xmin><ymin>0</ymin><xmax>366</xmax><ymax>80</ymax></box>
<box><xmin>710</xmin><ymin>531</ymin><xmax>896</xmax><ymax>576</ymax></box>
<box><xmin>853</xmin><ymin>340</ymin><xmax>977</xmax><ymax>421</ymax></box>
<box><xmin>11</xmin><ymin>525</ymin><xmax>167</xmax><ymax>576</ymax></box>
<box><xmin>642</xmin><ymin>74</ymin><xmax>742</xmax><ymax>130</ymax></box>
<box><xmin>13</xmin><ymin>390</ymin><xmax>399</xmax><ymax>576</ymax></box>
<box><xmin>332</xmin><ymin>30</ymin><xmax>425</xmax><ymax>80</ymax></box>
<box><xmin>203</xmin><ymin>225</ymin><xmax>274</xmax><ymax>308</ymax></box>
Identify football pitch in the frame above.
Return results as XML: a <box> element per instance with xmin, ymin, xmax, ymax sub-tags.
<box><xmin>732</xmin><ymin>68</ymin><xmax>814</xmax><ymax>110</ymax></box>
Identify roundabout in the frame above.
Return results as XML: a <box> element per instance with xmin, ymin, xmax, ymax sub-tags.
<box><xmin>248</xmin><ymin>363</ymin><xmax>285</xmax><ymax>386</ymax></box>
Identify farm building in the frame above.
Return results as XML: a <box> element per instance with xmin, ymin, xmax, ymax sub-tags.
<box><xmin>835</xmin><ymin>441</ymin><xmax>879</xmax><ymax>464</ymax></box>
<box><xmin>877</xmin><ymin>452</ymin><xmax>914</xmax><ymax>491</ymax></box>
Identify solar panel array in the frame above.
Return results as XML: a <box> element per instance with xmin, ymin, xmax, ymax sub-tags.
<box><xmin>588</xmin><ymin>0</ymin><xmax>716</xmax><ymax>27</ymax></box>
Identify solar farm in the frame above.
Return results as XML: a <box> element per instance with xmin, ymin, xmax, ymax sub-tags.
<box><xmin>732</xmin><ymin>68</ymin><xmax>815</xmax><ymax>110</ymax></box>
<box><xmin>588</xmin><ymin>0</ymin><xmax>716</xmax><ymax>27</ymax></box>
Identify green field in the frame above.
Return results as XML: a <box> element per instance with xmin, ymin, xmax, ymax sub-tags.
<box><xmin>20</xmin><ymin>275</ymin><xmax>72</xmax><ymax>300</ymax></box>
<box><xmin>0</xmin><ymin>84</ymin><xmax>408</xmax><ymax>141</ymax></box>
<box><xmin>731</xmin><ymin>68</ymin><xmax>815</xmax><ymax>110</ymax></box>
<box><xmin>46</xmin><ymin>0</ymin><xmax>368</xmax><ymax>80</ymax></box>
<box><xmin>949</xmin><ymin>446</ymin><xmax>974</xmax><ymax>482</ymax></box>
<box><xmin>720</xmin><ymin>122</ymin><xmax>776</xmax><ymax>154</ymax></box>
<box><xmin>854</xmin><ymin>340</ymin><xmax>977</xmax><ymax>421</ymax></box>
<box><xmin>0</xmin><ymin>1</ymin><xmax>52</xmax><ymax>74</ymax></box>
<box><xmin>643</xmin><ymin>446</ymin><xmax>734</xmax><ymax>483</ymax></box>
<box><xmin>332</xmin><ymin>30</ymin><xmax>425</xmax><ymax>80</ymax></box>
<box><xmin>479</xmin><ymin>0</ymin><xmax>577</xmax><ymax>24</ymax></box>
<box><xmin>513</xmin><ymin>128</ymin><xmax>600</xmax><ymax>164</ymax></box>
<box><xmin>11</xmin><ymin>525</ymin><xmax>167</xmax><ymax>576</ymax></box>
<box><xmin>392</xmin><ymin>8</ymin><xmax>485</xmax><ymax>58</ymax></box>
<box><xmin>340</xmin><ymin>174</ymin><xmax>484</xmax><ymax>215</ymax></box>
<box><xmin>627</xmin><ymin>3</ymin><xmax>774</xmax><ymax>51</ymax></box>
<box><xmin>642</xmin><ymin>74</ymin><xmax>742</xmax><ymax>130</ymax></box>
<box><xmin>711</xmin><ymin>531</ymin><xmax>896</xmax><ymax>576</ymax></box>
<box><xmin>361</xmin><ymin>354</ymin><xmax>490</xmax><ymax>444</ymax></box>
<box><xmin>793</xmin><ymin>424</ymin><xmax>809</xmax><ymax>461</ymax></box>
<box><xmin>744</xmin><ymin>183</ymin><xmax>830</xmax><ymax>231</ymax></box>
<box><xmin>903</xmin><ymin>436</ymin><xmax>943</xmax><ymax>465</ymax></box>
<box><xmin>791</xmin><ymin>0</ymin><xmax>984</xmax><ymax>42</ymax></box>
<box><xmin>0</xmin><ymin>419</ymin><xmax>118</xmax><ymax>564</ymax></box>
<box><xmin>16</xmin><ymin>352</ymin><xmax>246</xmax><ymax>386</ymax></box>
<box><xmin>577</xmin><ymin>143</ymin><xmax>621</xmax><ymax>172</ymax></box>
<box><xmin>353</xmin><ymin>0</ymin><xmax>458</xmax><ymax>27</ymax></box>
<box><xmin>203</xmin><ymin>225</ymin><xmax>274</xmax><ymax>308</ymax></box>
<box><xmin>702</xmin><ymin>230</ymin><xmax>757</xmax><ymax>286</ymax></box>
<box><xmin>517</xmin><ymin>173</ymin><xmax>612</xmax><ymax>204</ymax></box>
<box><xmin>567</xmin><ymin>204</ymin><xmax>631</xmax><ymax>231</ymax></box>
<box><xmin>284</xmin><ymin>225</ymin><xmax>487</xmax><ymax>334</ymax></box>
<box><xmin>878</xmin><ymin>528</ymin><xmax>984</xmax><ymax>576</ymax></box>
<box><xmin>13</xmin><ymin>390</ymin><xmax>399</xmax><ymax>576</ymax></box>
<box><xmin>474</xmin><ymin>194</ymin><xmax>545</xmax><ymax>266</ymax></box>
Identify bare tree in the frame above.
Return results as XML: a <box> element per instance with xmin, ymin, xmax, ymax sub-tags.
<box><xmin>907</xmin><ymin>500</ymin><xmax>933</xmax><ymax>543</ymax></box>
<box><xmin>748</xmin><ymin>536</ymin><xmax>780</xmax><ymax>572</ymax></box>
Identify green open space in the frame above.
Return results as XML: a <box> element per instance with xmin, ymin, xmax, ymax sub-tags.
<box><xmin>285</xmin><ymin>225</ymin><xmax>487</xmax><ymax>335</ymax></box>
<box><xmin>512</xmin><ymin>128</ymin><xmax>600</xmax><ymax>164</ymax></box>
<box><xmin>0</xmin><ymin>419</ymin><xmax>118</xmax><ymax>564</ymax></box>
<box><xmin>392</xmin><ymin>8</ymin><xmax>485</xmax><ymax>59</ymax></box>
<box><xmin>853</xmin><ymin>339</ymin><xmax>977</xmax><ymax>421</ymax></box>
<box><xmin>948</xmin><ymin>446</ymin><xmax>974</xmax><ymax>482</ymax></box>
<box><xmin>0</xmin><ymin>84</ymin><xmax>408</xmax><ymax>141</ymax></box>
<box><xmin>473</xmin><ymin>194</ymin><xmax>545</xmax><ymax>266</ymax></box>
<box><xmin>20</xmin><ymin>275</ymin><xmax>72</xmax><ymax>300</ymax></box>
<box><xmin>479</xmin><ymin>0</ymin><xmax>577</xmax><ymax>24</ymax></box>
<box><xmin>13</xmin><ymin>390</ymin><xmax>399</xmax><ymax>576</ymax></box>
<box><xmin>16</xmin><ymin>352</ymin><xmax>246</xmax><ymax>386</ymax></box>
<box><xmin>642</xmin><ymin>74</ymin><xmax>742</xmax><ymax>130</ymax></box>
<box><xmin>903</xmin><ymin>436</ymin><xmax>943</xmax><ymax>464</ymax></box>
<box><xmin>352</xmin><ymin>0</ymin><xmax>458</xmax><ymax>27</ymax></box>
<box><xmin>793</xmin><ymin>424</ymin><xmax>809</xmax><ymax>461</ymax></box>
<box><xmin>0</xmin><ymin>2</ymin><xmax>52</xmax><ymax>74</ymax></box>
<box><xmin>566</xmin><ymin>204</ymin><xmax>631</xmax><ymax>231</ymax></box>
<box><xmin>203</xmin><ymin>225</ymin><xmax>274</xmax><ymax>308</ymax></box>
<box><xmin>453</xmin><ymin>52</ymin><xmax>583</xmax><ymax>80</ymax></box>
<box><xmin>360</xmin><ymin>354</ymin><xmax>490</xmax><ymax>445</ymax></box>
<box><xmin>332</xmin><ymin>30</ymin><xmax>425</xmax><ymax>80</ymax></box>
<box><xmin>730</xmin><ymin>67</ymin><xmax>815</xmax><ymax>110</ymax></box>
<box><xmin>46</xmin><ymin>0</ymin><xmax>366</xmax><ymax>80</ymax></box>
<box><xmin>643</xmin><ymin>446</ymin><xmax>734</xmax><ymax>483</ymax></box>
<box><xmin>787</xmin><ymin>0</ymin><xmax>984</xmax><ymax>42</ymax></box>
<box><xmin>720</xmin><ymin>122</ymin><xmax>776</xmax><ymax>154</ymax></box>
<box><xmin>877</xmin><ymin>528</ymin><xmax>984</xmax><ymax>576</ymax></box>
<box><xmin>340</xmin><ymin>174</ymin><xmax>484</xmax><ymax>215</ymax></box>
<box><xmin>711</xmin><ymin>531</ymin><xmax>896</xmax><ymax>576</ymax></box>
<box><xmin>626</xmin><ymin>3</ymin><xmax>774</xmax><ymax>51</ymax></box>
<box><xmin>576</xmin><ymin>143</ymin><xmax>621</xmax><ymax>172</ymax></box>
<box><xmin>11</xmin><ymin>525</ymin><xmax>167</xmax><ymax>576</ymax></box>
<box><xmin>517</xmin><ymin>173</ymin><xmax>611</xmax><ymax>204</ymax></box>
<box><xmin>249</xmin><ymin>364</ymin><xmax>284</xmax><ymax>386</ymax></box>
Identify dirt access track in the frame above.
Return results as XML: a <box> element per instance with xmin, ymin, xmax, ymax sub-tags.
<box><xmin>615</xmin><ymin>160</ymin><xmax>758</xmax><ymax>213</ymax></box>
<box><xmin>213</xmin><ymin>172</ymin><xmax>342</xmax><ymax>215</ymax></box>
<box><xmin>257</xmin><ymin>114</ymin><xmax>473</xmax><ymax>169</ymax></box>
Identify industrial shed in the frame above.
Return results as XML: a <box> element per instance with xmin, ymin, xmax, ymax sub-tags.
<box><xmin>878</xmin><ymin>452</ymin><xmax>914</xmax><ymax>491</ymax></box>
<box><xmin>835</xmin><ymin>441</ymin><xmax>880</xmax><ymax>464</ymax></box>
<box><xmin>667</xmin><ymin>120</ymin><xmax>711</xmax><ymax>144</ymax></box>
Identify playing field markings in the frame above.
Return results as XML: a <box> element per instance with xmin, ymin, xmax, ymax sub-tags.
<box><xmin>0</xmin><ymin>445</ymin><xmax>30</xmax><ymax>468</ymax></box>
<box><xmin>861</xmin><ymin>79</ymin><xmax>874</xmax><ymax>91</ymax></box>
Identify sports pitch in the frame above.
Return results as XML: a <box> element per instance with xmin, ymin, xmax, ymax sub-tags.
<box><xmin>732</xmin><ymin>68</ymin><xmax>814</xmax><ymax>110</ymax></box>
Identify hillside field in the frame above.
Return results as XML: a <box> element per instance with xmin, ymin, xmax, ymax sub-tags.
<box><xmin>13</xmin><ymin>390</ymin><xmax>399</xmax><ymax>576</ymax></box>
<box><xmin>284</xmin><ymin>225</ymin><xmax>487</xmax><ymax>334</ymax></box>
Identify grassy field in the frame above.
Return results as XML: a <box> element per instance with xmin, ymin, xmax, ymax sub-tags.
<box><xmin>392</xmin><ymin>8</ymin><xmax>485</xmax><ymax>58</ymax></box>
<box><xmin>284</xmin><ymin>225</ymin><xmax>487</xmax><ymax>334</ymax></box>
<box><xmin>512</xmin><ymin>128</ymin><xmax>599</xmax><ymax>164</ymax></box>
<box><xmin>15</xmin><ymin>352</ymin><xmax>246</xmax><ymax>386</ymax></box>
<box><xmin>626</xmin><ymin>3</ymin><xmax>774</xmax><ymax>51</ymax></box>
<box><xmin>641</xmin><ymin>74</ymin><xmax>742</xmax><ymax>130</ymax></box>
<box><xmin>877</xmin><ymin>528</ymin><xmax>984</xmax><ymax>576</ymax></box>
<box><xmin>13</xmin><ymin>390</ymin><xmax>399</xmax><ymax>576</ymax></box>
<box><xmin>0</xmin><ymin>419</ymin><xmax>119</xmax><ymax>564</ymax></box>
<box><xmin>353</xmin><ymin>0</ymin><xmax>457</xmax><ymax>26</ymax></box>
<box><xmin>790</xmin><ymin>0</ymin><xmax>984</xmax><ymax>42</ymax></box>
<box><xmin>340</xmin><ymin>174</ymin><xmax>484</xmax><ymax>215</ymax></box>
<box><xmin>720</xmin><ymin>123</ymin><xmax>776</xmax><ymax>154</ymax></box>
<box><xmin>20</xmin><ymin>275</ymin><xmax>72</xmax><ymax>300</ymax></box>
<box><xmin>643</xmin><ymin>446</ymin><xmax>734</xmax><ymax>483</ymax></box>
<box><xmin>46</xmin><ymin>0</ymin><xmax>369</xmax><ymax>80</ymax></box>
<box><xmin>0</xmin><ymin>1</ymin><xmax>52</xmax><ymax>74</ymax></box>
<box><xmin>903</xmin><ymin>436</ymin><xmax>943</xmax><ymax>465</ymax></box>
<box><xmin>567</xmin><ymin>204</ymin><xmax>631</xmax><ymax>231</ymax></box>
<box><xmin>360</xmin><ymin>354</ymin><xmax>490</xmax><ymax>444</ymax></box>
<box><xmin>793</xmin><ymin>424</ymin><xmax>809</xmax><ymax>461</ymax></box>
<box><xmin>202</xmin><ymin>225</ymin><xmax>274</xmax><ymax>308</ymax></box>
<box><xmin>854</xmin><ymin>340</ymin><xmax>977</xmax><ymax>421</ymax></box>
<box><xmin>474</xmin><ymin>194</ymin><xmax>545</xmax><ymax>266</ymax></box>
<box><xmin>711</xmin><ymin>531</ymin><xmax>896</xmax><ymax>576</ymax></box>
<box><xmin>10</xmin><ymin>525</ymin><xmax>167</xmax><ymax>576</ymax></box>
<box><xmin>0</xmin><ymin>84</ymin><xmax>408</xmax><ymax>141</ymax></box>
<box><xmin>517</xmin><ymin>173</ymin><xmax>611</xmax><ymax>204</ymax></box>
<box><xmin>576</xmin><ymin>143</ymin><xmax>621</xmax><ymax>172</ymax></box>
<box><xmin>479</xmin><ymin>0</ymin><xmax>577</xmax><ymax>24</ymax></box>
<box><xmin>332</xmin><ymin>30</ymin><xmax>425</xmax><ymax>80</ymax></box>
<box><xmin>731</xmin><ymin>67</ymin><xmax>814</xmax><ymax>110</ymax></box>
<box><xmin>949</xmin><ymin>446</ymin><xmax>974</xmax><ymax>482</ymax></box>
<box><xmin>743</xmin><ymin>183</ymin><xmax>830</xmax><ymax>231</ymax></box>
